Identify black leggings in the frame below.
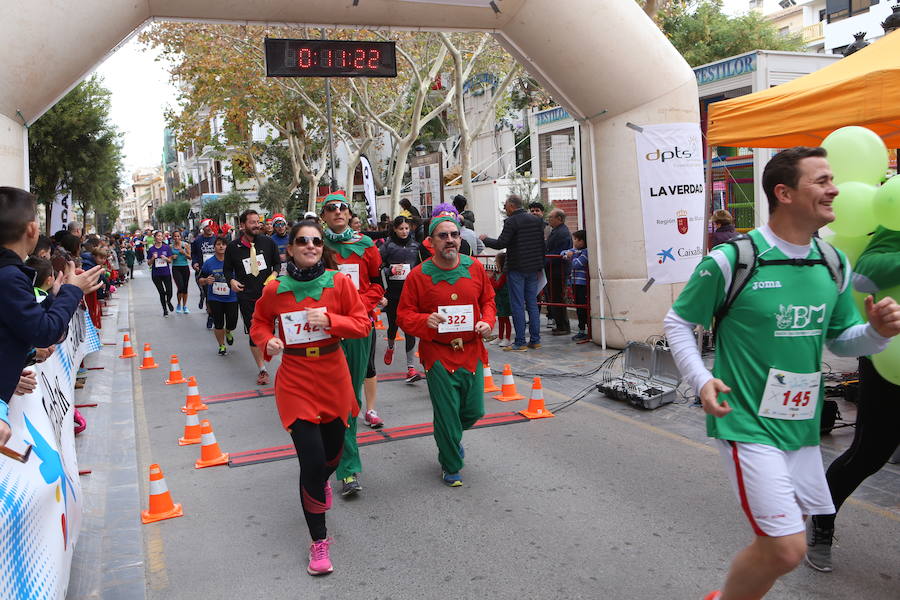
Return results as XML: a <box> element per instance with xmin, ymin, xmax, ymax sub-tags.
<box><xmin>151</xmin><ymin>275</ymin><xmax>173</xmax><ymax>312</ymax></box>
<box><xmin>172</xmin><ymin>265</ymin><xmax>191</xmax><ymax>295</ymax></box>
<box><xmin>288</xmin><ymin>418</ymin><xmax>345</xmax><ymax>541</ymax></box>
<box><xmin>384</xmin><ymin>295</ymin><xmax>416</xmax><ymax>355</ymax></box>
<box><xmin>816</xmin><ymin>357</ymin><xmax>900</xmax><ymax>529</ymax></box>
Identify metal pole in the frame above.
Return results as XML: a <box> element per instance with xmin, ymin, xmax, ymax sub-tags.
<box><xmin>325</xmin><ymin>77</ymin><xmax>336</xmax><ymax>192</ymax></box>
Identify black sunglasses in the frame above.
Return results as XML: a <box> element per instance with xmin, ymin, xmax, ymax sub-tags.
<box><xmin>323</xmin><ymin>202</ymin><xmax>350</xmax><ymax>213</ymax></box>
<box><xmin>435</xmin><ymin>230</ymin><xmax>461</xmax><ymax>240</ymax></box>
<box><xmin>293</xmin><ymin>236</ymin><xmax>324</xmax><ymax>247</ymax></box>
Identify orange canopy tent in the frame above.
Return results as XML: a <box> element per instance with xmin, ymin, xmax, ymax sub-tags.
<box><xmin>707</xmin><ymin>30</ymin><xmax>900</xmax><ymax>149</ymax></box>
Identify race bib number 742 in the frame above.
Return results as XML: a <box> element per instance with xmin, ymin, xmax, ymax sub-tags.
<box><xmin>280</xmin><ymin>308</ymin><xmax>330</xmax><ymax>345</ymax></box>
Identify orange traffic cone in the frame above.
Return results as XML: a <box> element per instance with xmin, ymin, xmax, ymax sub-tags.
<box><xmin>138</xmin><ymin>344</ymin><xmax>159</xmax><ymax>370</ymax></box>
<box><xmin>520</xmin><ymin>377</ymin><xmax>555</xmax><ymax>419</ymax></box>
<box><xmin>165</xmin><ymin>355</ymin><xmax>188</xmax><ymax>385</ymax></box>
<box><xmin>178</xmin><ymin>408</ymin><xmax>202</xmax><ymax>445</ymax></box>
<box><xmin>181</xmin><ymin>376</ymin><xmax>208</xmax><ymax>413</ymax></box>
<box><xmin>493</xmin><ymin>364</ymin><xmax>526</xmax><ymax>402</ymax></box>
<box><xmin>195</xmin><ymin>419</ymin><xmax>229</xmax><ymax>468</ymax></box>
<box><xmin>374</xmin><ymin>309</ymin><xmax>386</xmax><ymax>330</ymax></box>
<box><xmin>119</xmin><ymin>334</ymin><xmax>137</xmax><ymax>358</ymax></box>
<box><xmin>140</xmin><ymin>463</ymin><xmax>183</xmax><ymax>523</ymax></box>
<box><xmin>482</xmin><ymin>363</ymin><xmax>501</xmax><ymax>393</ymax></box>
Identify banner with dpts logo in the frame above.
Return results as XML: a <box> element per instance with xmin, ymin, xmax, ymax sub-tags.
<box><xmin>633</xmin><ymin>122</ymin><xmax>706</xmax><ymax>284</ymax></box>
<box><xmin>0</xmin><ymin>309</ymin><xmax>102</xmax><ymax>599</ymax></box>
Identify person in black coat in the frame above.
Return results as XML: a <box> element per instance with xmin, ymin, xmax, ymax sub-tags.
<box><xmin>545</xmin><ymin>208</ymin><xmax>573</xmax><ymax>334</ymax></box>
<box><xmin>0</xmin><ymin>187</ymin><xmax>103</xmax><ymax>445</ymax></box>
<box><xmin>480</xmin><ymin>195</ymin><xmax>546</xmax><ymax>350</ymax></box>
<box><xmin>710</xmin><ymin>209</ymin><xmax>738</xmax><ymax>247</ymax></box>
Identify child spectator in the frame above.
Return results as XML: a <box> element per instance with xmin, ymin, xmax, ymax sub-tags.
<box><xmin>562</xmin><ymin>229</ymin><xmax>589</xmax><ymax>342</ymax></box>
<box><xmin>25</xmin><ymin>256</ymin><xmax>55</xmax><ymax>303</ymax></box>
<box><xmin>490</xmin><ymin>251</ymin><xmax>512</xmax><ymax>347</ymax></box>
<box><xmin>0</xmin><ymin>187</ymin><xmax>102</xmax><ymax>445</ymax></box>
<box><xmin>123</xmin><ymin>240</ymin><xmax>136</xmax><ymax>280</ymax></box>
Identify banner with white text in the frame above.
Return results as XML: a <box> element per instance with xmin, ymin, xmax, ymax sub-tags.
<box><xmin>633</xmin><ymin>122</ymin><xmax>706</xmax><ymax>284</ymax></box>
<box><xmin>0</xmin><ymin>309</ymin><xmax>101</xmax><ymax>599</ymax></box>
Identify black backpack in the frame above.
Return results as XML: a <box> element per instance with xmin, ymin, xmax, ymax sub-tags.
<box><xmin>712</xmin><ymin>233</ymin><xmax>845</xmax><ymax>336</ymax></box>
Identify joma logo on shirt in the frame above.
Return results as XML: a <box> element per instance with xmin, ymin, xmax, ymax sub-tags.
<box><xmin>774</xmin><ymin>304</ymin><xmax>826</xmax><ymax>336</ymax></box>
<box><xmin>752</xmin><ymin>280</ymin><xmax>782</xmax><ymax>290</ymax></box>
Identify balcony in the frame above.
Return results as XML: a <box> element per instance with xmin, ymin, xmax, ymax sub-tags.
<box><xmin>803</xmin><ymin>22</ymin><xmax>824</xmax><ymax>42</ymax></box>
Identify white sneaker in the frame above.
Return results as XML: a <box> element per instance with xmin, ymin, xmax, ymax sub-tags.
<box><xmin>498</xmin><ymin>339</ymin><xmax>512</xmax><ymax>348</ymax></box>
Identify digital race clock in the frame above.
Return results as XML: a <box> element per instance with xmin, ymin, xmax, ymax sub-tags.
<box><xmin>264</xmin><ymin>38</ymin><xmax>397</xmax><ymax>78</ymax></box>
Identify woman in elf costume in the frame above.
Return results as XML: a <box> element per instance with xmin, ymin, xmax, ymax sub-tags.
<box><xmin>250</xmin><ymin>219</ymin><xmax>370</xmax><ymax>576</ymax></box>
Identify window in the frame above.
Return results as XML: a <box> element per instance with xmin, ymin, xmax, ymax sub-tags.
<box><xmin>779</xmin><ymin>26</ymin><xmax>791</xmax><ymax>37</ymax></box>
<box><xmin>826</xmin><ymin>0</ymin><xmax>878</xmax><ymax>22</ymax></box>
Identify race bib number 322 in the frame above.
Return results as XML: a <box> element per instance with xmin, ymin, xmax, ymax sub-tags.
<box><xmin>758</xmin><ymin>368</ymin><xmax>821</xmax><ymax>420</ymax></box>
<box><xmin>437</xmin><ymin>304</ymin><xmax>474</xmax><ymax>333</ymax></box>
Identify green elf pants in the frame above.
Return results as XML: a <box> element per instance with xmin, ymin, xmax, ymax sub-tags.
<box><xmin>336</xmin><ymin>328</ymin><xmax>373</xmax><ymax>480</ymax></box>
<box><xmin>425</xmin><ymin>360</ymin><xmax>484</xmax><ymax>474</ymax></box>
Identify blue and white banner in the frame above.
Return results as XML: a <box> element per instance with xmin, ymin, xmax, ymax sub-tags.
<box><xmin>360</xmin><ymin>154</ymin><xmax>378</xmax><ymax>227</ymax></box>
<box><xmin>0</xmin><ymin>309</ymin><xmax>100</xmax><ymax>599</ymax></box>
<box><xmin>633</xmin><ymin>122</ymin><xmax>707</xmax><ymax>284</ymax></box>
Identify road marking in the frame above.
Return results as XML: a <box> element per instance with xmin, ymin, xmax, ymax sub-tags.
<box><xmin>129</xmin><ymin>283</ymin><xmax>170</xmax><ymax>589</ymax></box>
<box><xmin>543</xmin><ymin>386</ymin><xmax>900</xmax><ymax>523</ymax></box>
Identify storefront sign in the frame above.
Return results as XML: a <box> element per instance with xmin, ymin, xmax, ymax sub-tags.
<box><xmin>634</xmin><ymin>123</ymin><xmax>706</xmax><ymax>284</ymax></box>
<box><xmin>0</xmin><ymin>309</ymin><xmax>101</xmax><ymax>599</ymax></box>
<box><xmin>535</xmin><ymin>107</ymin><xmax>571</xmax><ymax>127</ymax></box>
<box><xmin>694</xmin><ymin>53</ymin><xmax>756</xmax><ymax>86</ymax></box>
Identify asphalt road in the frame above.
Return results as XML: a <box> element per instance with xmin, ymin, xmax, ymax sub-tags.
<box><xmin>119</xmin><ymin>267</ymin><xmax>899</xmax><ymax>600</ymax></box>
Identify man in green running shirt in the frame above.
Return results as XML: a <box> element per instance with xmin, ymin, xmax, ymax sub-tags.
<box><xmin>664</xmin><ymin>147</ymin><xmax>900</xmax><ymax>600</ymax></box>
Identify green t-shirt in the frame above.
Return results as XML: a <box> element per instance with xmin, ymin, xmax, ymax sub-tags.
<box><xmin>672</xmin><ymin>228</ymin><xmax>862</xmax><ymax>450</ymax></box>
<box><xmin>854</xmin><ymin>226</ymin><xmax>900</xmax><ymax>292</ymax></box>
<box><xmin>171</xmin><ymin>244</ymin><xmax>189</xmax><ymax>267</ymax></box>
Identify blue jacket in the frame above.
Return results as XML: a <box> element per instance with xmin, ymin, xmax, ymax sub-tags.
<box><xmin>0</xmin><ymin>248</ymin><xmax>83</xmax><ymax>423</ymax></box>
<box><xmin>563</xmin><ymin>247</ymin><xmax>588</xmax><ymax>286</ymax></box>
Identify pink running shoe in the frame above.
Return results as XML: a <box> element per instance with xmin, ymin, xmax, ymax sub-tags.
<box><xmin>74</xmin><ymin>409</ymin><xmax>87</xmax><ymax>435</ymax></box>
<box><xmin>324</xmin><ymin>481</ymin><xmax>332</xmax><ymax>510</ymax></box>
<box><xmin>307</xmin><ymin>539</ymin><xmax>333</xmax><ymax>576</ymax></box>
<box><xmin>702</xmin><ymin>592</ymin><xmax>721</xmax><ymax>600</ymax></box>
<box><xmin>364</xmin><ymin>409</ymin><xmax>384</xmax><ymax>429</ymax></box>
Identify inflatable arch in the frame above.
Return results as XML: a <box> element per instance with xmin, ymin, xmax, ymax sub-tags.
<box><xmin>0</xmin><ymin>0</ymin><xmax>698</xmax><ymax>347</ymax></box>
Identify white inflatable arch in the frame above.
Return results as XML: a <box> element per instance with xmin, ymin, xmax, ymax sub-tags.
<box><xmin>0</xmin><ymin>0</ymin><xmax>698</xmax><ymax>347</ymax></box>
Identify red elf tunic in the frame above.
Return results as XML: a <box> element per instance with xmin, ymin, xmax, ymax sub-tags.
<box><xmin>397</xmin><ymin>255</ymin><xmax>496</xmax><ymax>374</ymax></box>
<box><xmin>250</xmin><ymin>270</ymin><xmax>371</xmax><ymax>429</ymax></box>
<box><xmin>324</xmin><ymin>233</ymin><xmax>385</xmax><ymax>318</ymax></box>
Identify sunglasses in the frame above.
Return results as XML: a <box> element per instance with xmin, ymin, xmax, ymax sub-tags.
<box><xmin>435</xmin><ymin>230</ymin><xmax>461</xmax><ymax>240</ymax></box>
<box><xmin>323</xmin><ymin>202</ymin><xmax>350</xmax><ymax>213</ymax></box>
<box><xmin>293</xmin><ymin>236</ymin><xmax>324</xmax><ymax>247</ymax></box>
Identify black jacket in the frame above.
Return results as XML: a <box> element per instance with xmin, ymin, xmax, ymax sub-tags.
<box><xmin>546</xmin><ymin>223</ymin><xmax>573</xmax><ymax>274</ymax></box>
<box><xmin>222</xmin><ymin>235</ymin><xmax>280</xmax><ymax>300</ymax></box>
<box><xmin>482</xmin><ymin>209</ymin><xmax>546</xmax><ymax>273</ymax></box>
<box><xmin>0</xmin><ymin>247</ymin><xmax>83</xmax><ymax>405</ymax></box>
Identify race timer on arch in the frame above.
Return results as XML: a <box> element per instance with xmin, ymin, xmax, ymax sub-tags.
<box><xmin>265</xmin><ymin>38</ymin><xmax>397</xmax><ymax>78</ymax></box>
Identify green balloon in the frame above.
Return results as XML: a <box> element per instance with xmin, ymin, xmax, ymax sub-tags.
<box><xmin>851</xmin><ymin>289</ymin><xmax>868</xmax><ymax>321</ymax></box>
<box><xmin>822</xmin><ymin>232</ymin><xmax>871</xmax><ymax>267</ymax></box>
<box><xmin>873</xmin><ymin>175</ymin><xmax>900</xmax><ymax>231</ymax></box>
<box><xmin>872</xmin><ymin>285</ymin><xmax>900</xmax><ymax>385</ymax></box>
<box><xmin>821</xmin><ymin>126</ymin><xmax>888</xmax><ymax>185</ymax></box>
<box><xmin>831</xmin><ymin>182</ymin><xmax>878</xmax><ymax>236</ymax></box>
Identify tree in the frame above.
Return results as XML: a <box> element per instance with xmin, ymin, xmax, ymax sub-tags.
<box><xmin>28</xmin><ymin>75</ymin><xmax>124</xmax><ymax>226</ymax></box>
<box><xmin>657</xmin><ymin>1</ymin><xmax>804</xmax><ymax>66</ymax></box>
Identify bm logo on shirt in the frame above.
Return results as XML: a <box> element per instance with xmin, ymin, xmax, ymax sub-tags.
<box><xmin>774</xmin><ymin>304</ymin><xmax>825</xmax><ymax>336</ymax></box>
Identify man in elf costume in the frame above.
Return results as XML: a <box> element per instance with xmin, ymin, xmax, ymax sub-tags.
<box><xmin>398</xmin><ymin>216</ymin><xmax>496</xmax><ymax>487</ymax></box>
<box><xmin>321</xmin><ymin>191</ymin><xmax>386</xmax><ymax>497</ymax></box>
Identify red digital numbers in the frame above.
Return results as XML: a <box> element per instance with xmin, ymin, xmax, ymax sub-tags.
<box><xmin>293</xmin><ymin>45</ymin><xmax>383</xmax><ymax>72</ymax></box>
<box><xmin>781</xmin><ymin>390</ymin><xmax>811</xmax><ymax>407</ymax></box>
<box><xmin>297</xmin><ymin>48</ymin><xmax>313</xmax><ymax>68</ymax></box>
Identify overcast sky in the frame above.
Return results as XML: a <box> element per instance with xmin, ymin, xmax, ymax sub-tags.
<box><xmin>94</xmin><ymin>2</ymin><xmax>757</xmax><ymax>176</ymax></box>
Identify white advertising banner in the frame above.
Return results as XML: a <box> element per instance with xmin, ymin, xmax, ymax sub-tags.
<box><xmin>49</xmin><ymin>191</ymin><xmax>70</xmax><ymax>235</ymax></box>
<box><xmin>360</xmin><ymin>155</ymin><xmax>377</xmax><ymax>226</ymax></box>
<box><xmin>633</xmin><ymin>122</ymin><xmax>706</xmax><ymax>284</ymax></box>
<box><xmin>0</xmin><ymin>309</ymin><xmax>101</xmax><ymax>599</ymax></box>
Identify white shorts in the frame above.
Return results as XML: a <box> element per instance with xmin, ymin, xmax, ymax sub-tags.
<box><xmin>716</xmin><ymin>440</ymin><xmax>835</xmax><ymax>538</ymax></box>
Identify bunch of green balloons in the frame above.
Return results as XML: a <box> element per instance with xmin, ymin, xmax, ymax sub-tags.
<box><xmin>820</xmin><ymin>126</ymin><xmax>900</xmax><ymax>385</ymax></box>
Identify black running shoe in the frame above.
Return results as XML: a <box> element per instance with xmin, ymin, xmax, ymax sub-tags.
<box><xmin>206</xmin><ymin>315</ymin><xmax>214</xmax><ymax>329</ymax></box>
